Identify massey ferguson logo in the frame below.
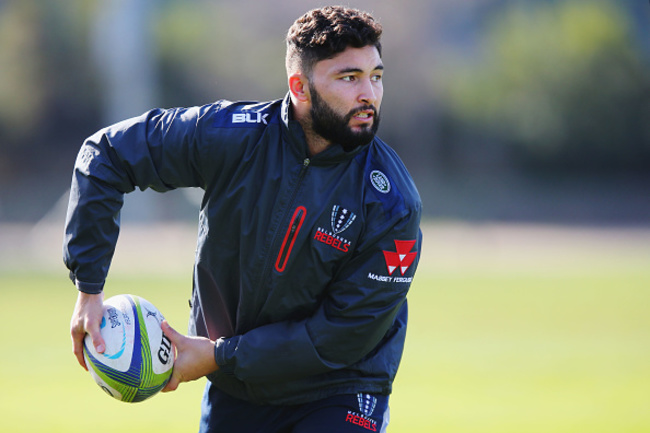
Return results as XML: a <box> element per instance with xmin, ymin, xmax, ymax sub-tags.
<box><xmin>367</xmin><ymin>239</ymin><xmax>418</xmax><ymax>284</ymax></box>
<box><xmin>384</xmin><ymin>240</ymin><xmax>418</xmax><ymax>275</ymax></box>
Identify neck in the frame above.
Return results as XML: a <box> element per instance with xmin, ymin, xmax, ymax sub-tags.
<box><xmin>291</xmin><ymin>102</ymin><xmax>332</xmax><ymax>157</ymax></box>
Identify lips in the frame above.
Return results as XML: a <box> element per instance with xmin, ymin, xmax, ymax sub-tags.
<box><xmin>352</xmin><ymin>108</ymin><xmax>375</xmax><ymax>122</ymax></box>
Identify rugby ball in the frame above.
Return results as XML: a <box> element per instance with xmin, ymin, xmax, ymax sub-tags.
<box><xmin>83</xmin><ymin>294</ymin><xmax>174</xmax><ymax>402</ymax></box>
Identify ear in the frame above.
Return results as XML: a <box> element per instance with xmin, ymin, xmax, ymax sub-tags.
<box><xmin>289</xmin><ymin>73</ymin><xmax>309</xmax><ymax>103</ymax></box>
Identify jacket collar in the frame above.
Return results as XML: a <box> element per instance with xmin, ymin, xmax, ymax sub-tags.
<box><xmin>280</xmin><ymin>92</ymin><xmax>370</xmax><ymax>165</ymax></box>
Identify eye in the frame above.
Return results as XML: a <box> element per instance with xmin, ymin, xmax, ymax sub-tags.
<box><xmin>341</xmin><ymin>75</ymin><xmax>356</xmax><ymax>82</ymax></box>
<box><xmin>371</xmin><ymin>74</ymin><xmax>383</xmax><ymax>82</ymax></box>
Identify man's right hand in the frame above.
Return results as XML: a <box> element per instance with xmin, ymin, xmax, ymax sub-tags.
<box><xmin>70</xmin><ymin>291</ymin><xmax>105</xmax><ymax>370</ymax></box>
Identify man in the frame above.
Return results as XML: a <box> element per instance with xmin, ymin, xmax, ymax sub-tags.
<box><xmin>65</xmin><ymin>6</ymin><xmax>422</xmax><ymax>433</ymax></box>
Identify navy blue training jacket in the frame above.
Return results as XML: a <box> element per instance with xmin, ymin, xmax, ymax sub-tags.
<box><xmin>64</xmin><ymin>94</ymin><xmax>422</xmax><ymax>405</ymax></box>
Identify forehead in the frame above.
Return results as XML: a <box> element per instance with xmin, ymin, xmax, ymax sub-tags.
<box><xmin>312</xmin><ymin>45</ymin><xmax>383</xmax><ymax>76</ymax></box>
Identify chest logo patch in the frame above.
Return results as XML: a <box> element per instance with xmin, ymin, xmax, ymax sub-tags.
<box><xmin>370</xmin><ymin>170</ymin><xmax>391</xmax><ymax>194</ymax></box>
<box><xmin>331</xmin><ymin>205</ymin><xmax>356</xmax><ymax>235</ymax></box>
<box><xmin>314</xmin><ymin>205</ymin><xmax>356</xmax><ymax>253</ymax></box>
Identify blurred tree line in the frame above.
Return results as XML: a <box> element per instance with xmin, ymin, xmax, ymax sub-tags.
<box><xmin>0</xmin><ymin>0</ymin><xmax>648</xmax><ymax>221</ymax></box>
<box><xmin>437</xmin><ymin>0</ymin><xmax>650</xmax><ymax>174</ymax></box>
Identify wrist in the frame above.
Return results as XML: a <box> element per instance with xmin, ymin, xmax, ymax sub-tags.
<box><xmin>71</xmin><ymin>273</ymin><xmax>105</xmax><ymax>294</ymax></box>
<box><xmin>214</xmin><ymin>337</ymin><xmax>239</xmax><ymax>375</ymax></box>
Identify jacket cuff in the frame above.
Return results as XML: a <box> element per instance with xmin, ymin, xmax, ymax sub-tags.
<box><xmin>214</xmin><ymin>336</ymin><xmax>240</xmax><ymax>376</ymax></box>
<box><xmin>70</xmin><ymin>272</ymin><xmax>104</xmax><ymax>294</ymax></box>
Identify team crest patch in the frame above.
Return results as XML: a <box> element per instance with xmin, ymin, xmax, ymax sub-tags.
<box><xmin>314</xmin><ymin>205</ymin><xmax>356</xmax><ymax>253</ymax></box>
<box><xmin>357</xmin><ymin>393</ymin><xmax>377</xmax><ymax>417</ymax></box>
<box><xmin>370</xmin><ymin>170</ymin><xmax>391</xmax><ymax>194</ymax></box>
<box><xmin>330</xmin><ymin>205</ymin><xmax>356</xmax><ymax>235</ymax></box>
<box><xmin>344</xmin><ymin>394</ymin><xmax>379</xmax><ymax>431</ymax></box>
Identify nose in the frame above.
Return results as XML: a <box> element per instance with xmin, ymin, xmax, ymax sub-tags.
<box><xmin>358</xmin><ymin>78</ymin><xmax>378</xmax><ymax>107</ymax></box>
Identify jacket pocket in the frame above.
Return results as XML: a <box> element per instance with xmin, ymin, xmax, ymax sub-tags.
<box><xmin>274</xmin><ymin>206</ymin><xmax>307</xmax><ymax>273</ymax></box>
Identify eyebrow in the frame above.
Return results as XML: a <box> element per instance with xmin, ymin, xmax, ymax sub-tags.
<box><xmin>335</xmin><ymin>64</ymin><xmax>384</xmax><ymax>75</ymax></box>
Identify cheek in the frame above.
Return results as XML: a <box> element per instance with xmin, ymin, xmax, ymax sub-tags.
<box><xmin>316</xmin><ymin>89</ymin><xmax>345</xmax><ymax>111</ymax></box>
<box><xmin>335</xmin><ymin>91</ymin><xmax>358</xmax><ymax>112</ymax></box>
<box><xmin>374</xmin><ymin>85</ymin><xmax>384</xmax><ymax>108</ymax></box>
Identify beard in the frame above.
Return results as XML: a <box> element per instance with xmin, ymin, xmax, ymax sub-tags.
<box><xmin>309</xmin><ymin>84</ymin><xmax>381</xmax><ymax>152</ymax></box>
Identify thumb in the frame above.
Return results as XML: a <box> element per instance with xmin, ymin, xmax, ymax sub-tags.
<box><xmin>161</xmin><ymin>320</ymin><xmax>181</xmax><ymax>347</ymax></box>
<box><xmin>161</xmin><ymin>320</ymin><xmax>180</xmax><ymax>393</ymax></box>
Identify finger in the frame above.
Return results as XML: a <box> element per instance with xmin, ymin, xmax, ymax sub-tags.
<box><xmin>71</xmin><ymin>316</ymin><xmax>90</xmax><ymax>370</ymax></box>
<box><xmin>70</xmin><ymin>291</ymin><xmax>105</xmax><ymax>371</ymax></box>
<box><xmin>86</xmin><ymin>319</ymin><xmax>106</xmax><ymax>354</ymax></box>
<box><xmin>162</xmin><ymin>374</ymin><xmax>179</xmax><ymax>393</ymax></box>
<box><xmin>71</xmin><ymin>330</ymin><xmax>89</xmax><ymax>371</ymax></box>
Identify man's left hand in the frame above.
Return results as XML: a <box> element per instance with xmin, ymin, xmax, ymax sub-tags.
<box><xmin>161</xmin><ymin>320</ymin><xmax>219</xmax><ymax>392</ymax></box>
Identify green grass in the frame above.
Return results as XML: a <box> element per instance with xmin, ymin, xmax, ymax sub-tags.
<box><xmin>1</xmin><ymin>224</ymin><xmax>650</xmax><ymax>432</ymax></box>
<box><xmin>0</xmin><ymin>272</ymin><xmax>205</xmax><ymax>433</ymax></box>
<box><xmin>392</xmin><ymin>270</ymin><xmax>650</xmax><ymax>432</ymax></box>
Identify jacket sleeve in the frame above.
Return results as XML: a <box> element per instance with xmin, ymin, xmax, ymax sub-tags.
<box><xmin>63</xmin><ymin>105</ymin><xmax>215</xmax><ymax>293</ymax></box>
<box><xmin>214</xmin><ymin>198</ymin><xmax>422</xmax><ymax>383</ymax></box>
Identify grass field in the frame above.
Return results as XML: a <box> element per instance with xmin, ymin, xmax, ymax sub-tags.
<box><xmin>1</xmin><ymin>222</ymin><xmax>649</xmax><ymax>432</ymax></box>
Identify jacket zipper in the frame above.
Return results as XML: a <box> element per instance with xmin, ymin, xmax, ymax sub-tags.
<box><xmin>264</xmin><ymin>158</ymin><xmax>311</xmax><ymax>277</ymax></box>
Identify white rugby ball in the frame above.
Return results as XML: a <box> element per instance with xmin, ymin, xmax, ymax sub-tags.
<box><xmin>83</xmin><ymin>294</ymin><xmax>174</xmax><ymax>402</ymax></box>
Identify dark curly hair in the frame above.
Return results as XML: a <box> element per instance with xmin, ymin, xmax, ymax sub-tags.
<box><xmin>285</xmin><ymin>6</ymin><xmax>383</xmax><ymax>77</ymax></box>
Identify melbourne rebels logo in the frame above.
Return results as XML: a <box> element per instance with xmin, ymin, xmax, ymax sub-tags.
<box><xmin>314</xmin><ymin>205</ymin><xmax>356</xmax><ymax>253</ymax></box>
<box><xmin>344</xmin><ymin>393</ymin><xmax>379</xmax><ymax>431</ymax></box>
<box><xmin>357</xmin><ymin>393</ymin><xmax>377</xmax><ymax>417</ymax></box>
<box><xmin>331</xmin><ymin>205</ymin><xmax>356</xmax><ymax>235</ymax></box>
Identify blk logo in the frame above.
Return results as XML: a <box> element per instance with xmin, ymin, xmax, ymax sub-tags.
<box><xmin>383</xmin><ymin>240</ymin><xmax>417</xmax><ymax>276</ymax></box>
<box><xmin>232</xmin><ymin>112</ymin><xmax>268</xmax><ymax>125</ymax></box>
